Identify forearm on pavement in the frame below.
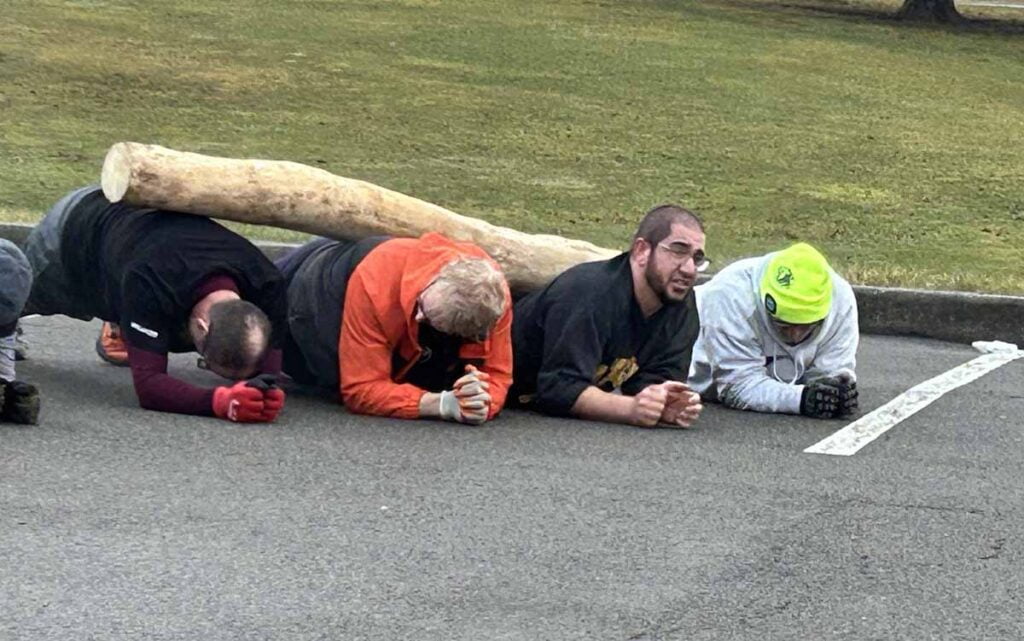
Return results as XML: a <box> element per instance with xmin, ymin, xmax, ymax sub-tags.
<box><xmin>418</xmin><ymin>391</ymin><xmax>440</xmax><ymax>419</ymax></box>
<box><xmin>720</xmin><ymin>376</ymin><xmax>804</xmax><ymax>414</ymax></box>
<box><xmin>570</xmin><ymin>386</ymin><xmax>636</xmax><ymax>425</ymax></box>
<box><xmin>128</xmin><ymin>345</ymin><xmax>215</xmax><ymax>415</ymax></box>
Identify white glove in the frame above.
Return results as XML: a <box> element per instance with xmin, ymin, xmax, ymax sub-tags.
<box><xmin>439</xmin><ymin>390</ymin><xmax>462</xmax><ymax>422</ymax></box>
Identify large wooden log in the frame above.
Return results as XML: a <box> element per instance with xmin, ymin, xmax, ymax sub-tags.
<box><xmin>101</xmin><ymin>142</ymin><xmax>618</xmax><ymax>294</ymax></box>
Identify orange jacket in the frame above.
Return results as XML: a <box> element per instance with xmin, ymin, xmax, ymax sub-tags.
<box><xmin>339</xmin><ymin>233</ymin><xmax>513</xmax><ymax>419</ymax></box>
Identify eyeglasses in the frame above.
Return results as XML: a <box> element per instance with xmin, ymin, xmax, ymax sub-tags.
<box><xmin>656</xmin><ymin>242</ymin><xmax>711</xmax><ymax>273</ymax></box>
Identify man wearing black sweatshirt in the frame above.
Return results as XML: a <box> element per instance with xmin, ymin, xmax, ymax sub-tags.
<box><xmin>22</xmin><ymin>186</ymin><xmax>287</xmax><ymax>423</ymax></box>
<box><xmin>510</xmin><ymin>204</ymin><xmax>705</xmax><ymax>428</ymax></box>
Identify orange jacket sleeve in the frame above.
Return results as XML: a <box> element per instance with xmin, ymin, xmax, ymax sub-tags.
<box><xmin>475</xmin><ymin>301</ymin><xmax>513</xmax><ymax>419</ymax></box>
<box><xmin>338</xmin><ymin>277</ymin><xmax>425</xmax><ymax>419</ymax></box>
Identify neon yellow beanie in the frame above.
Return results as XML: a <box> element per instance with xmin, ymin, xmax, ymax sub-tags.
<box><xmin>760</xmin><ymin>243</ymin><xmax>833</xmax><ymax>324</ymax></box>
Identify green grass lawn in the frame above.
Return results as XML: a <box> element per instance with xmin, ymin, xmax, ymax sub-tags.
<box><xmin>2</xmin><ymin>0</ymin><xmax>1023</xmax><ymax>292</ymax></box>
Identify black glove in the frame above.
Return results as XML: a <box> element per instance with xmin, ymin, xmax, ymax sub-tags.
<box><xmin>836</xmin><ymin>381</ymin><xmax>859</xmax><ymax>417</ymax></box>
<box><xmin>245</xmin><ymin>373</ymin><xmax>279</xmax><ymax>392</ymax></box>
<box><xmin>1</xmin><ymin>380</ymin><xmax>40</xmax><ymax>425</ymax></box>
<box><xmin>800</xmin><ymin>378</ymin><xmax>841</xmax><ymax>419</ymax></box>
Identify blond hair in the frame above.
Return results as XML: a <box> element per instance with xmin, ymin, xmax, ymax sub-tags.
<box><xmin>423</xmin><ymin>258</ymin><xmax>507</xmax><ymax>340</ymax></box>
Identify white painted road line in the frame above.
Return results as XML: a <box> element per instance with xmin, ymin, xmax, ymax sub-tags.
<box><xmin>805</xmin><ymin>349</ymin><xmax>1024</xmax><ymax>457</ymax></box>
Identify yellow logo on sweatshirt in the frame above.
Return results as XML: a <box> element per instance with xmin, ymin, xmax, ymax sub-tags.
<box><xmin>594</xmin><ymin>357</ymin><xmax>639</xmax><ymax>390</ymax></box>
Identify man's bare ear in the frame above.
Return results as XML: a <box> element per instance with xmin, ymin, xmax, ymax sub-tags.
<box><xmin>631</xmin><ymin>237</ymin><xmax>651</xmax><ymax>266</ymax></box>
<box><xmin>191</xmin><ymin>316</ymin><xmax>210</xmax><ymax>344</ymax></box>
<box><xmin>415</xmin><ymin>284</ymin><xmax>438</xmax><ymax>324</ymax></box>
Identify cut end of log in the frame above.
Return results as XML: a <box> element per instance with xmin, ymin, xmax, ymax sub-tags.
<box><xmin>101</xmin><ymin>142</ymin><xmax>134</xmax><ymax>202</ymax></box>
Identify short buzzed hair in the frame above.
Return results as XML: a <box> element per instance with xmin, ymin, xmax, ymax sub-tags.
<box><xmin>424</xmin><ymin>258</ymin><xmax>507</xmax><ymax>341</ymax></box>
<box><xmin>633</xmin><ymin>204</ymin><xmax>704</xmax><ymax>247</ymax></box>
<box><xmin>203</xmin><ymin>299</ymin><xmax>272</xmax><ymax>376</ymax></box>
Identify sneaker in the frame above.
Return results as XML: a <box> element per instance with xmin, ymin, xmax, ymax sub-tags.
<box><xmin>95</xmin><ymin>322</ymin><xmax>130</xmax><ymax>366</ymax></box>
<box><xmin>0</xmin><ymin>380</ymin><xmax>40</xmax><ymax>425</ymax></box>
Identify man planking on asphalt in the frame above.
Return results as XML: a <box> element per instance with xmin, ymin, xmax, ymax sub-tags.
<box><xmin>689</xmin><ymin>242</ymin><xmax>859</xmax><ymax>419</ymax></box>
<box><xmin>276</xmin><ymin>232</ymin><xmax>513</xmax><ymax>425</ymax></box>
<box><xmin>22</xmin><ymin>185</ymin><xmax>287</xmax><ymax>424</ymax></box>
<box><xmin>509</xmin><ymin>204</ymin><xmax>705</xmax><ymax>428</ymax></box>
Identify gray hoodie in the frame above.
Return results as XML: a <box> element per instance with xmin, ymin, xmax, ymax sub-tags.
<box><xmin>688</xmin><ymin>253</ymin><xmax>858</xmax><ymax>414</ymax></box>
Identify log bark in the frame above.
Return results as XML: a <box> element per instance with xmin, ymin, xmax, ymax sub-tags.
<box><xmin>101</xmin><ymin>142</ymin><xmax>618</xmax><ymax>294</ymax></box>
<box><xmin>897</xmin><ymin>0</ymin><xmax>962</xmax><ymax>21</ymax></box>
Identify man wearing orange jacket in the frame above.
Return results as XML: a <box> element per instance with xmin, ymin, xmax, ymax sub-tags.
<box><xmin>276</xmin><ymin>232</ymin><xmax>512</xmax><ymax>424</ymax></box>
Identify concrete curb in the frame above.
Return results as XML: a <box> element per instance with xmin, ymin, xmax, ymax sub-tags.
<box><xmin>3</xmin><ymin>222</ymin><xmax>1020</xmax><ymax>346</ymax></box>
<box><xmin>0</xmin><ymin>223</ymin><xmax>32</xmax><ymax>247</ymax></box>
<box><xmin>854</xmin><ymin>286</ymin><xmax>1023</xmax><ymax>346</ymax></box>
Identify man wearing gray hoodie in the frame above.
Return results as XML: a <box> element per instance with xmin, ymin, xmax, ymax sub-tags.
<box><xmin>688</xmin><ymin>242</ymin><xmax>858</xmax><ymax>419</ymax></box>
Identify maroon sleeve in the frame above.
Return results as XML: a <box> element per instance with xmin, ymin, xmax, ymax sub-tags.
<box><xmin>261</xmin><ymin>347</ymin><xmax>282</xmax><ymax>376</ymax></box>
<box><xmin>127</xmin><ymin>344</ymin><xmax>216</xmax><ymax>416</ymax></box>
<box><xmin>194</xmin><ymin>274</ymin><xmax>240</xmax><ymax>300</ymax></box>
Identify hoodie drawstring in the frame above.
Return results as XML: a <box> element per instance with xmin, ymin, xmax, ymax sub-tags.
<box><xmin>769</xmin><ymin>340</ymin><xmax>804</xmax><ymax>385</ymax></box>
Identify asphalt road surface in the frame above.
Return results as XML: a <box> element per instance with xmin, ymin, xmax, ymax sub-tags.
<box><xmin>3</xmin><ymin>316</ymin><xmax>1022</xmax><ymax>640</ymax></box>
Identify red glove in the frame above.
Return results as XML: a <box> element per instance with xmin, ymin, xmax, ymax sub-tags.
<box><xmin>261</xmin><ymin>388</ymin><xmax>286</xmax><ymax>422</ymax></box>
<box><xmin>212</xmin><ymin>381</ymin><xmax>266</xmax><ymax>423</ymax></box>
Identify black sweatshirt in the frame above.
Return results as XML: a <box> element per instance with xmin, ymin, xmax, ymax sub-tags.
<box><xmin>510</xmin><ymin>252</ymin><xmax>700</xmax><ymax>416</ymax></box>
<box><xmin>276</xmin><ymin>236</ymin><xmax>387</xmax><ymax>388</ymax></box>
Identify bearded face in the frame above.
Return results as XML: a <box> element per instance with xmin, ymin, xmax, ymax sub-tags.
<box><xmin>642</xmin><ymin>224</ymin><xmax>706</xmax><ymax>304</ymax></box>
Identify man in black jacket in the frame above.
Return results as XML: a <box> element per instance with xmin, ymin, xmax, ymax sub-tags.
<box><xmin>510</xmin><ymin>204</ymin><xmax>706</xmax><ymax>428</ymax></box>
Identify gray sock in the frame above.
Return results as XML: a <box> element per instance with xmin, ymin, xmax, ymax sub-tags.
<box><xmin>0</xmin><ymin>334</ymin><xmax>16</xmax><ymax>382</ymax></box>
